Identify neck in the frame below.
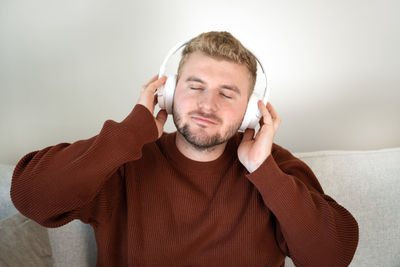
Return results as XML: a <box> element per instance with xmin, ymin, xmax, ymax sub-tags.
<box><xmin>175</xmin><ymin>131</ymin><xmax>227</xmax><ymax>162</ymax></box>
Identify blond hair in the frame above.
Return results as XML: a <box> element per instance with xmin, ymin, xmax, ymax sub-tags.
<box><xmin>176</xmin><ymin>31</ymin><xmax>257</xmax><ymax>97</ymax></box>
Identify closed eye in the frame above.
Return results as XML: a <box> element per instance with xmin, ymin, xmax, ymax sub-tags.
<box><xmin>221</xmin><ymin>93</ymin><xmax>232</xmax><ymax>99</ymax></box>
<box><xmin>190</xmin><ymin>87</ymin><xmax>233</xmax><ymax>99</ymax></box>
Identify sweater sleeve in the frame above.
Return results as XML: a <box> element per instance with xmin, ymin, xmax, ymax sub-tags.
<box><xmin>10</xmin><ymin>104</ymin><xmax>158</xmax><ymax>228</ymax></box>
<box><xmin>245</xmin><ymin>144</ymin><xmax>359</xmax><ymax>267</ymax></box>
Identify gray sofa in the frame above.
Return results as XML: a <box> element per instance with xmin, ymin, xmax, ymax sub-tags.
<box><xmin>1</xmin><ymin>147</ymin><xmax>399</xmax><ymax>266</ymax></box>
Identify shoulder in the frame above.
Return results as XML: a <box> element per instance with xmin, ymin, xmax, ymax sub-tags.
<box><xmin>271</xmin><ymin>143</ymin><xmax>295</xmax><ymax>162</ymax></box>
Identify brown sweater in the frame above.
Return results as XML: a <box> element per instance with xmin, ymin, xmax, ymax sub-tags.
<box><xmin>10</xmin><ymin>104</ymin><xmax>359</xmax><ymax>266</ymax></box>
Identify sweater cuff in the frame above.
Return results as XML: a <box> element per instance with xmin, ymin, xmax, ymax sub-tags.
<box><xmin>245</xmin><ymin>153</ymin><xmax>292</xmax><ymax>204</ymax></box>
<box><xmin>119</xmin><ymin>104</ymin><xmax>159</xmax><ymax>144</ymax></box>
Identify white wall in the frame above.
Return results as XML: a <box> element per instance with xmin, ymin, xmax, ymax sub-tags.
<box><xmin>1</xmin><ymin>0</ymin><xmax>399</xmax><ymax>165</ymax></box>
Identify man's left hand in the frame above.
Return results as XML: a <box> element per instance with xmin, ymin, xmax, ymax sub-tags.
<box><xmin>238</xmin><ymin>101</ymin><xmax>281</xmax><ymax>173</ymax></box>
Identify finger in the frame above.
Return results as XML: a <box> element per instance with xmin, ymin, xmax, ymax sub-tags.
<box><xmin>242</xmin><ymin>128</ymin><xmax>255</xmax><ymax>142</ymax></box>
<box><xmin>258</xmin><ymin>100</ymin><xmax>272</xmax><ymax>126</ymax></box>
<box><xmin>155</xmin><ymin>109</ymin><xmax>168</xmax><ymax>125</ymax></box>
<box><xmin>266</xmin><ymin>102</ymin><xmax>278</xmax><ymax>120</ymax></box>
<box><xmin>266</xmin><ymin>102</ymin><xmax>281</xmax><ymax>130</ymax></box>
<box><xmin>142</xmin><ymin>74</ymin><xmax>159</xmax><ymax>89</ymax></box>
<box><xmin>147</xmin><ymin>76</ymin><xmax>167</xmax><ymax>94</ymax></box>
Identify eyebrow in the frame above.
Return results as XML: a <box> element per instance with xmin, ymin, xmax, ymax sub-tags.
<box><xmin>185</xmin><ymin>75</ymin><xmax>241</xmax><ymax>95</ymax></box>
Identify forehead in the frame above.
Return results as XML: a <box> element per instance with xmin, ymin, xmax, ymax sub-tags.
<box><xmin>180</xmin><ymin>51</ymin><xmax>251</xmax><ymax>94</ymax></box>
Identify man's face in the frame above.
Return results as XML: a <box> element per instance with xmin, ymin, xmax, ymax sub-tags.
<box><xmin>172</xmin><ymin>51</ymin><xmax>250</xmax><ymax>151</ymax></box>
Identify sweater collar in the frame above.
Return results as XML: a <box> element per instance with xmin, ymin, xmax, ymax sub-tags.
<box><xmin>160</xmin><ymin>131</ymin><xmax>239</xmax><ymax>175</ymax></box>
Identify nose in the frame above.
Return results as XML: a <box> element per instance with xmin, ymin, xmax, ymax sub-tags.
<box><xmin>197</xmin><ymin>90</ymin><xmax>218</xmax><ymax>113</ymax></box>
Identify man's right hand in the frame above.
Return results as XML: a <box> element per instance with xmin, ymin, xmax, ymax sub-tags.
<box><xmin>136</xmin><ymin>74</ymin><xmax>168</xmax><ymax>139</ymax></box>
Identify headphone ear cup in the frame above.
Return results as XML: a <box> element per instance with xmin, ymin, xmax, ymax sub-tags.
<box><xmin>164</xmin><ymin>74</ymin><xmax>176</xmax><ymax>114</ymax></box>
<box><xmin>157</xmin><ymin>74</ymin><xmax>176</xmax><ymax>114</ymax></box>
<box><xmin>239</xmin><ymin>93</ymin><xmax>262</xmax><ymax>132</ymax></box>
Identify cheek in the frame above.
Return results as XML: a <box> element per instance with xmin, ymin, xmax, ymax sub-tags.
<box><xmin>173</xmin><ymin>91</ymin><xmax>193</xmax><ymax>112</ymax></box>
<box><xmin>219</xmin><ymin>106</ymin><xmax>245</xmax><ymax>127</ymax></box>
<box><xmin>224</xmin><ymin>100</ymin><xmax>247</xmax><ymax>117</ymax></box>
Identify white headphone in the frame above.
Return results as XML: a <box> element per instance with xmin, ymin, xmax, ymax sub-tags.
<box><xmin>156</xmin><ymin>38</ymin><xmax>270</xmax><ymax>132</ymax></box>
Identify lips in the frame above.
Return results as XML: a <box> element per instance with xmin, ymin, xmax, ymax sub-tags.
<box><xmin>192</xmin><ymin>116</ymin><xmax>217</xmax><ymax>125</ymax></box>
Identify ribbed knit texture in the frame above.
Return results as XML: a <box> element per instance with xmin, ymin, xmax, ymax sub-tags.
<box><xmin>10</xmin><ymin>104</ymin><xmax>359</xmax><ymax>267</ymax></box>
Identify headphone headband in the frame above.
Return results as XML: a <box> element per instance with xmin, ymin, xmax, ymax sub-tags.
<box><xmin>158</xmin><ymin>38</ymin><xmax>269</xmax><ymax>104</ymax></box>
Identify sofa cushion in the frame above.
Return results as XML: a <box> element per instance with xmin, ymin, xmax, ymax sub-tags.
<box><xmin>47</xmin><ymin>220</ymin><xmax>97</xmax><ymax>267</ymax></box>
<box><xmin>0</xmin><ymin>164</ymin><xmax>17</xmax><ymax>219</ymax></box>
<box><xmin>0</xmin><ymin>212</ymin><xmax>53</xmax><ymax>267</ymax></box>
<box><xmin>284</xmin><ymin>147</ymin><xmax>400</xmax><ymax>266</ymax></box>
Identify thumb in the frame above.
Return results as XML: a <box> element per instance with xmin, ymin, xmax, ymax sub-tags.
<box><xmin>241</xmin><ymin>128</ymin><xmax>255</xmax><ymax>142</ymax></box>
<box><xmin>155</xmin><ymin>109</ymin><xmax>168</xmax><ymax>127</ymax></box>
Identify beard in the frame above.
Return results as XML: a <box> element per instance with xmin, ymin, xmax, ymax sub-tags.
<box><xmin>172</xmin><ymin>105</ymin><xmax>242</xmax><ymax>152</ymax></box>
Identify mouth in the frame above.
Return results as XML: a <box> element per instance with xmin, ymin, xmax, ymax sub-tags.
<box><xmin>191</xmin><ymin>116</ymin><xmax>217</xmax><ymax>125</ymax></box>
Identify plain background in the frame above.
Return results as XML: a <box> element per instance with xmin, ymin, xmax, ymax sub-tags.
<box><xmin>1</xmin><ymin>0</ymin><xmax>399</xmax><ymax>165</ymax></box>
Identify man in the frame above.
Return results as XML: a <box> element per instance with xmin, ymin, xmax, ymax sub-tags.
<box><xmin>11</xmin><ymin>31</ymin><xmax>359</xmax><ymax>266</ymax></box>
